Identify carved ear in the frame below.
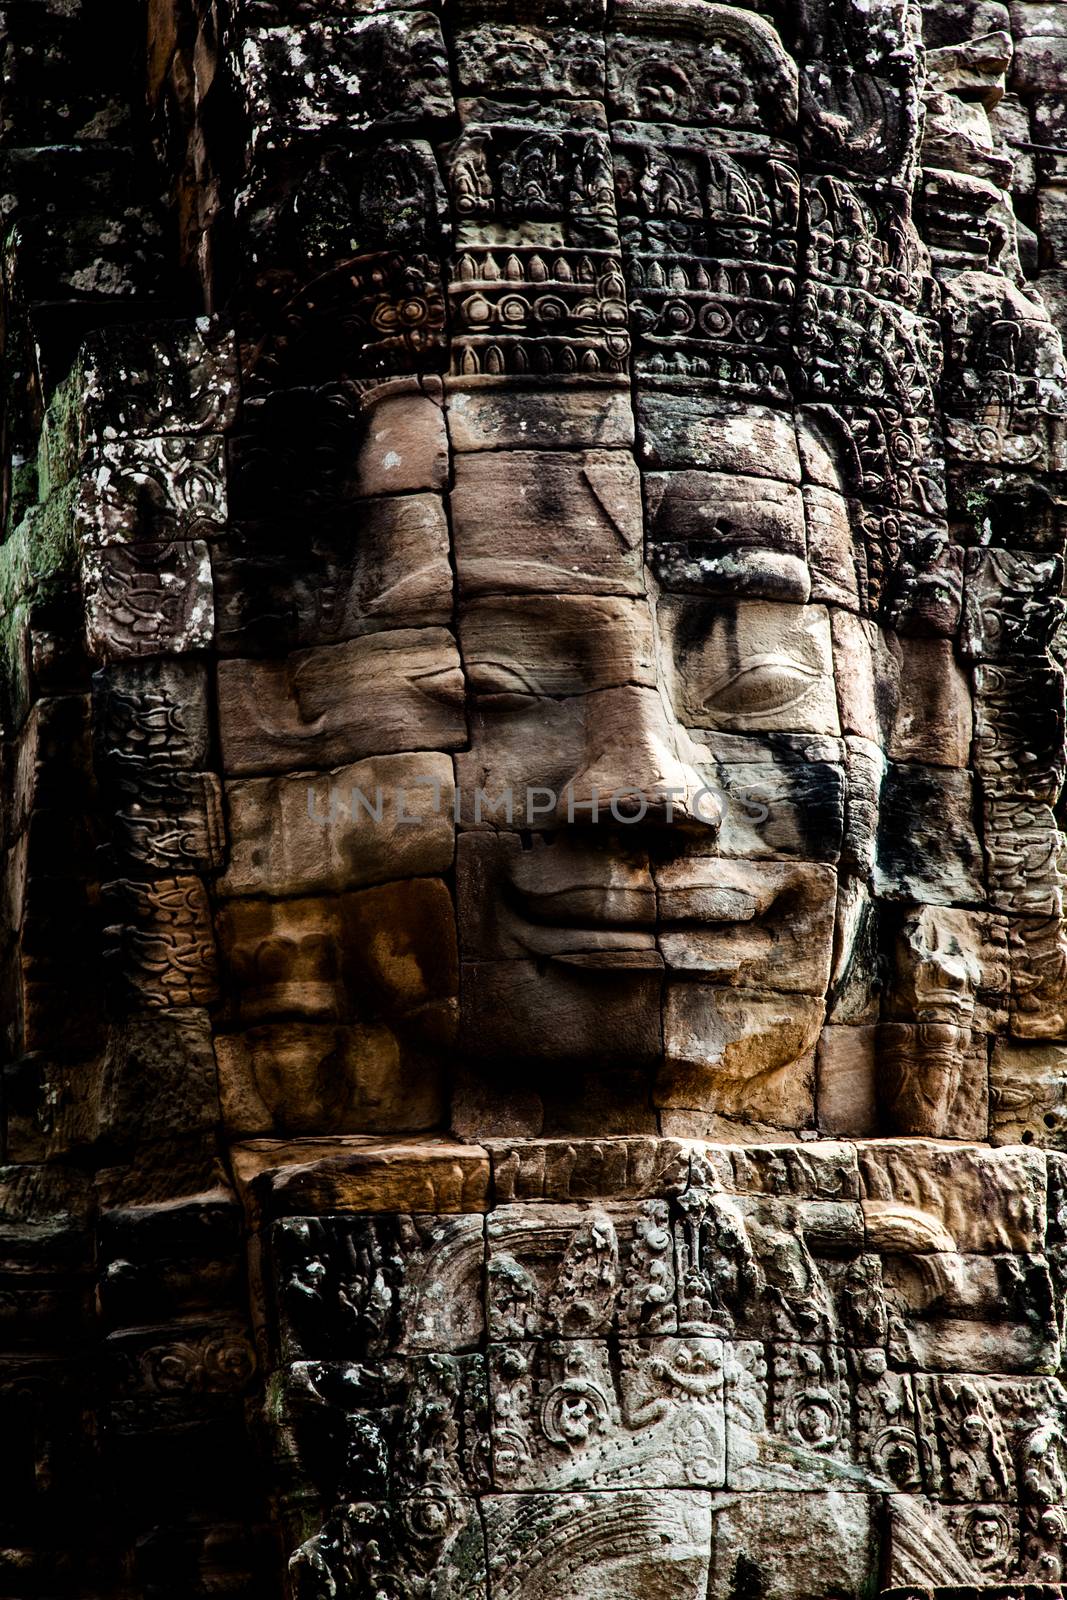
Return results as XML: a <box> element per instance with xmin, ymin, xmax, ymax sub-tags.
<box><xmin>796</xmin><ymin>406</ymin><xmax>862</xmax><ymax>498</ymax></box>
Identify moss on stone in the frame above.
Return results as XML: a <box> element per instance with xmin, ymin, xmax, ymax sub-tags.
<box><xmin>0</xmin><ymin>478</ymin><xmax>79</xmax><ymax>713</ymax></box>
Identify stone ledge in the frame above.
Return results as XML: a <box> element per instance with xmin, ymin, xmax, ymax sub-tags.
<box><xmin>231</xmin><ymin>1136</ymin><xmax>490</xmax><ymax>1224</ymax></box>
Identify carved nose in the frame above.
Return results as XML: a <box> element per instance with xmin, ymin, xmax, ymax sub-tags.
<box><xmin>555</xmin><ymin>686</ymin><xmax>719</xmax><ymax>831</ymax></box>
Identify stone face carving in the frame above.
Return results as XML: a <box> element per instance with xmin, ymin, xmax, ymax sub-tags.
<box><xmin>5</xmin><ymin>0</ymin><xmax>1067</xmax><ymax>1591</ymax></box>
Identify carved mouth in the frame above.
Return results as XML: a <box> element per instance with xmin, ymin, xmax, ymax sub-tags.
<box><xmin>505</xmin><ymin>844</ymin><xmax>657</xmax><ymax>934</ymax></box>
<box><xmin>504</xmin><ymin>888</ymin><xmax>660</xmax><ymax>962</ymax></box>
<box><xmin>504</xmin><ymin>876</ymin><xmax>660</xmax><ymax>964</ymax></box>
<box><xmin>497</xmin><ymin>846</ymin><xmax>810</xmax><ymax>972</ymax></box>
<box><xmin>510</xmin><ymin>883</ymin><xmax>656</xmax><ymax>928</ymax></box>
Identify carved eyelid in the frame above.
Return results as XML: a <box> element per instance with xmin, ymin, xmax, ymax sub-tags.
<box><xmin>704</xmin><ymin>653</ymin><xmax>819</xmax><ymax>691</ymax></box>
<box><xmin>702</xmin><ymin>655</ymin><xmax>822</xmax><ymax>709</ymax></box>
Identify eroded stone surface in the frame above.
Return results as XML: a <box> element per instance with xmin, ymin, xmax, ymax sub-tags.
<box><xmin>6</xmin><ymin>0</ymin><xmax>1067</xmax><ymax>1589</ymax></box>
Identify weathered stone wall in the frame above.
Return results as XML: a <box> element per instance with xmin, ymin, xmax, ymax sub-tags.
<box><xmin>3</xmin><ymin>0</ymin><xmax>1067</xmax><ymax>1596</ymax></box>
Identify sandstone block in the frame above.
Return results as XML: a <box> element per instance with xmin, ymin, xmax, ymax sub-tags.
<box><xmin>454</xmin><ymin>18</ymin><xmax>607</xmax><ymax>97</ymax></box>
<box><xmin>926</xmin><ymin>31</ymin><xmax>1012</xmax><ymax>104</ymax></box>
<box><xmin>705</xmin><ymin>1491</ymin><xmax>877</xmax><ymax>1600</ymax></box>
<box><xmin>689</xmin><ymin>1138</ymin><xmax>860</xmax><ymax>1200</ymax></box>
<box><xmin>456</xmin><ymin>683</ymin><xmax>710</xmax><ymax>828</ymax></box>
<box><xmin>875</xmin><ymin>1021</ymin><xmax>990</xmax><ymax>1141</ymax></box>
<box><xmin>488</xmin><ymin>1137</ymin><xmax>690</xmax><ymax>1203</ymax></box>
<box><xmin>827</xmin><ymin>880</ymin><xmax>880</xmax><ymax>1024</ymax></box>
<box><xmin>858</xmin><ymin>1140</ymin><xmax>1047</xmax><ymax>1255</ymax></box>
<box><xmin>884</xmin><ymin>1491</ymin><xmax>1023</xmax><ymax>1588</ymax></box>
<box><xmin>446</xmin><ymin>385</ymin><xmax>634</xmax><ymax>451</ymax></box>
<box><xmin>1032</xmin><ymin>87</ymin><xmax>1067</xmax><ymax>144</ymax></box>
<box><xmin>219</xmin><ymin>877</ymin><xmax>458</xmax><ymax>1026</ymax></box>
<box><xmin>213</xmin><ymin>493</ymin><xmax>453</xmax><ymax>654</ymax></box>
<box><xmin>291</xmin><ymin>1494</ymin><xmax>485</xmax><ymax>1600</ymax></box>
<box><xmin>457</xmin><ymin>831</ymin><xmax>655</xmax><ymax>961</ymax></box>
<box><xmin>829</xmin><ymin>608</ymin><xmax>901</xmax><ymax>744</ymax></box>
<box><xmin>103</xmin><ymin>874</ymin><xmax>219</xmax><ymax>1009</ymax></box>
<box><xmin>97</xmin><ymin>1008</ymin><xmax>221</xmax><ymax>1147</ymax></box>
<box><xmin>486</xmin><ymin>1336</ymin><xmax>725</xmax><ymax>1490</ymax></box>
<box><xmin>645</xmin><ymin>471</ymin><xmax>808</xmax><ymax>601</ymax></box>
<box><xmin>687</xmin><ymin>731</ymin><xmax>846</xmax><ymax>863</ymax></box>
<box><xmin>461</xmin><ymin>957</ymin><xmax>663</xmax><ymax>1065</ymax></box>
<box><xmin>658</xmin><ymin>984</ymin><xmax>821</xmax><ymax>1129</ymax></box>
<box><xmin>991</xmin><ymin>91</ymin><xmax>1036</xmax><ymax>196</ymax></box>
<box><xmin>816</xmin><ymin>1025</ymin><xmax>878</xmax><ymax>1136</ymax></box>
<box><xmin>884</xmin><ymin>904</ymin><xmax>1009</xmax><ymax>1034</ymax></box>
<box><xmin>724</xmin><ymin>1340</ymin><xmax>872</xmax><ymax>1493</ymax></box>
<box><xmin>461</xmin><ymin>593</ymin><xmax>656</xmax><ymax>696</ymax></box>
<box><xmin>482</xmin><ymin>1490</ymin><xmax>712</xmax><ymax>1600</ymax></box>
<box><xmin>803</xmin><ymin>484</ymin><xmax>859</xmax><ymax>608</ymax></box>
<box><xmin>451</xmin><ymin>449</ymin><xmax>644</xmax><ymax>595</ymax></box>
<box><xmin>659</xmin><ymin>598</ymin><xmax>839</xmax><ymax>736</ymax></box>
<box><xmin>276</xmin><ymin>1354</ymin><xmax>489</xmax><ymax>1509</ymax></box>
<box><xmin>655</xmin><ymin>857</ymin><xmax>837</xmax><ymax>995</ymax></box>
<box><xmin>92</xmin><ymin>658</ymin><xmax>212</xmax><ymax>771</ymax></box>
<box><xmin>795</xmin><ymin>407</ymin><xmax>849</xmax><ymax>491</ymax></box>
<box><xmin>923</xmin><ymin>0</ymin><xmax>1009</xmax><ymax>45</ymax></box>
<box><xmin>883</xmin><ymin>1252</ymin><xmax>1058</xmax><ymax>1372</ymax></box>
<box><xmin>355</xmin><ymin>386</ymin><xmax>448</xmax><ymax>495</ymax></box>
<box><xmin>914</xmin><ymin>1372</ymin><xmax>1067</xmax><ymax>1517</ymax></box>
<box><xmin>271</xmin><ymin>1213</ymin><xmax>486</xmax><ymax>1358</ymax></box>
<box><xmin>451</xmin><ymin>1058</ymin><xmax>659</xmax><ymax>1141</ymax></box>
<box><xmin>104</xmin><ymin>1315</ymin><xmax>257</xmax><ymax>1417</ymax></box>
<box><xmin>216</xmin><ymin>628</ymin><xmax>466</xmax><ymax>775</ymax></box>
<box><xmin>990</xmin><ymin>1037</ymin><xmax>1067</xmax><ymax>1146</ymax></box>
<box><xmin>218</xmin><ymin>752</ymin><xmax>455</xmax><ymax>898</ymax></box>
<box><xmin>485</xmin><ymin>1199</ymin><xmax>677</xmax><ymax>1339</ymax></box>
<box><xmin>82</xmin><ymin>540</ymin><xmax>214</xmax><ymax>661</ymax></box>
<box><xmin>1011</xmin><ymin>2</ymin><xmax>1067</xmax><ymax>37</ymax></box>
<box><xmin>1012</xmin><ymin>27</ymin><xmax>1067</xmax><ymax>90</ymax></box>
<box><xmin>890</xmin><ymin>637</ymin><xmax>973</xmax><ymax>766</ymax></box>
<box><xmin>67</xmin><ymin>319</ymin><xmax>238</xmax><ymax>444</ymax></box>
<box><xmin>1037</xmin><ymin>184</ymin><xmax>1067</xmax><ymax>268</ymax></box>
<box><xmin>77</xmin><ymin>434</ymin><xmax>227</xmax><ymax>545</ymax></box>
<box><xmin>831</xmin><ymin>745</ymin><xmax>890</xmax><ymax>886</ymax></box>
<box><xmin>231</xmin><ymin>1137</ymin><xmax>491</xmax><ymax>1224</ymax></box>
<box><xmin>1009</xmin><ymin>915</ymin><xmax>1067</xmax><ymax>1040</ymax></box>
<box><xmin>636</xmin><ymin>396</ymin><xmax>801</xmax><ymax>481</ymax></box>
<box><xmin>216</xmin><ymin>1019</ymin><xmax>446</xmax><ymax>1137</ymax></box>
<box><xmin>97</xmin><ymin>1188</ymin><xmax>244</xmax><ymax>1328</ymax></box>
<box><xmin>876</xmin><ymin>765</ymin><xmax>985</xmax><ymax>906</ymax></box>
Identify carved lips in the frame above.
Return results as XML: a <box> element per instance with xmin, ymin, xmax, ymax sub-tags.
<box><xmin>502</xmin><ymin>839</ymin><xmax>659</xmax><ymax>962</ymax></box>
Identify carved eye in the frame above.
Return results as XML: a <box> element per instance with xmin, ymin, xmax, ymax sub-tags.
<box><xmin>702</xmin><ymin>656</ymin><xmax>823</xmax><ymax>720</ymax></box>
